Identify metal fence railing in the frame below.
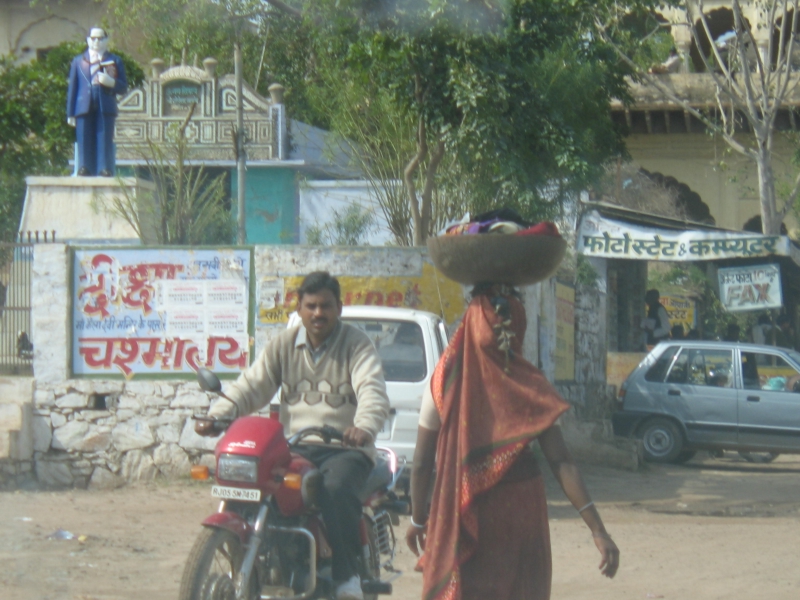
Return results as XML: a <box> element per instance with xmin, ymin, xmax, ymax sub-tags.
<box><xmin>0</xmin><ymin>239</ymin><xmax>36</xmax><ymax>376</ymax></box>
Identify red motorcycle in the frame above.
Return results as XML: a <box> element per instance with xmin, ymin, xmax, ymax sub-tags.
<box><xmin>180</xmin><ymin>369</ymin><xmax>405</xmax><ymax>600</ymax></box>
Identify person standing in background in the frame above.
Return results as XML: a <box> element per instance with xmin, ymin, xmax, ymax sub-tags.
<box><xmin>641</xmin><ymin>289</ymin><xmax>670</xmax><ymax>350</ymax></box>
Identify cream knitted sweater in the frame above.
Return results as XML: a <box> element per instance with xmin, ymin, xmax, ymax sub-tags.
<box><xmin>208</xmin><ymin>323</ymin><xmax>390</xmax><ymax>444</ymax></box>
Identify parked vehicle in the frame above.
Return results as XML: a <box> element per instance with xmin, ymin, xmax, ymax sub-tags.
<box><xmin>613</xmin><ymin>340</ymin><xmax>800</xmax><ymax>463</ymax></box>
<box><xmin>180</xmin><ymin>369</ymin><xmax>405</xmax><ymax>600</ymax></box>
<box><xmin>288</xmin><ymin>306</ymin><xmax>450</xmax><ymax>475</ymax></box>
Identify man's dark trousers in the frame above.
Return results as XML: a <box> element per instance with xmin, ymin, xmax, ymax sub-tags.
<box><xmin>294</xmin><ymin>445</ymin><xmax>372</xmax><ymax>582</ymax></box>
<box><xmin>76</xmin><ymin>86</ymin><xmax>116</xmax><ymax>175</ymax></box>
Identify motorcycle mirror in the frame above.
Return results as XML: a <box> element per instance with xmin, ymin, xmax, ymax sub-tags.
<box><xmin>197</xmin><ymin>368</ymin><xmax>223</xmax><ymax>393</ymax></box>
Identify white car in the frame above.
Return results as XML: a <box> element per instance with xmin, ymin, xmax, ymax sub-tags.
<box><xmin>287</xmin><ymin>306</ymin><xmax>449</xmax><ymax>479</ymax></box>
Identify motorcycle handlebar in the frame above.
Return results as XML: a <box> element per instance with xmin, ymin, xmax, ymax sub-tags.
<box><xmin>287</xmin><ymin>425</ymin><xmax>344</xmax><ymax>446</ymax></box>
<box><xmin>192</xmin><ymin>415</ymin><xmax>233</xmax><ymax>434</ymax></box>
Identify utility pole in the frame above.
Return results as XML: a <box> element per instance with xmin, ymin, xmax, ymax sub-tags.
<box><xmin>235</xmin><ymin>42</ymin><xmax>246</xmax><ymax>245</ymax></box>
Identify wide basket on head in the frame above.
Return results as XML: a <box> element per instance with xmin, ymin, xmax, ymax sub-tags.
<box><xmin>427</xmin><ymin>234</ymin><xmax>567</xmax><ymax>286</ymax></box>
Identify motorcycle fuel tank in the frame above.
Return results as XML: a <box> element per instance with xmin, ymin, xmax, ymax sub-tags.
<box><xmin>215</xmin><ymin>416</ymin><xmax>291</xmax><ymax>491</ymax></box>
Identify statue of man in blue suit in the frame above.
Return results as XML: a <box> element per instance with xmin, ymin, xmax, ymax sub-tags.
<box><xmin>66</xmin><ymin>27</ymin><xmax>128</xmax><ymax>177</ymax></box>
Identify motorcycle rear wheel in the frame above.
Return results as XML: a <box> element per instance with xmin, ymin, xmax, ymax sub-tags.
<box><xmin>179</xmin><ymin>527</ymin><xmax>257</xmax><ymax>600</ymax></box>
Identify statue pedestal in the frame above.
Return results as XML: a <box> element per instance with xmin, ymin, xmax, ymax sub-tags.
<box><xmin>20</xmin><ymin>177</ymin><xmax>158</xmax><ymax>244</ymax></box>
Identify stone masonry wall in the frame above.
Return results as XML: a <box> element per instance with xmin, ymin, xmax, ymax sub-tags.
<box><xmin>30</xmin><ymin>378</ymin><xmax>217</xmax><ymax>489</ymax></box>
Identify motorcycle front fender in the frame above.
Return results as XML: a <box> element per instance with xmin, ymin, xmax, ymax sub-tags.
<box><xmin>202</xmin><ymin>511</ymin><xmax>252</xmax><ymax>545</ymax></box>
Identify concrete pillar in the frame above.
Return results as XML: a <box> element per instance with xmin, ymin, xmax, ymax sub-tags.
<box><xmin>31</xmin><ymin>244</ymin><xmax>70</xmax><ymax>385</ymax></box>
<box><xmin>665</xmin><ymin>7</ymin><xmax>693</xmax><ymax>73</ymax></box>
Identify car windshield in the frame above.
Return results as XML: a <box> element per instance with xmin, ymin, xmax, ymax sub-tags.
<box><xmin>344</xmin><ymin>318</ymin><xmax>427</xmax><ymax>383</ymax></box>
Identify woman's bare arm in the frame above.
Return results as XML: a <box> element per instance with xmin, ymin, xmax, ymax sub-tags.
<box><xmin>539</xmin><ymin>425</ymin><xmax>620</xmax><ymax>578</ymax></box>
<box><xmin>405</xmin><ymin>425</ymin><xmax>439</xmax><ymax>556</ymax></box>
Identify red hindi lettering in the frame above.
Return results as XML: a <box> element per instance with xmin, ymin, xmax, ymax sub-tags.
<box><xmin>139</xmin><ymin>338</ymin><xmax>162</xmax><ymax>367</ymax></box>
<box><xmin>78</xmin><ymin>338</ymin><xmax>115</xmax><ymax>368</ymax></box>
<box><xmin>214</xmin><ymin>337</ymin><xmax>248</xmax><ymax>368</ymax></box>
<box><xmin>80</xmin><ymin>254</ymin><xmax>115</xmax><ymax>318</ymax></box>
<box><xmin>111</xmin><ymin>339</ymin><xmax>141</xmax><ymax>377</ymax></box>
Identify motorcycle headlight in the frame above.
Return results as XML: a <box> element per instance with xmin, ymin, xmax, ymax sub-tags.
<box><xmin>217</xmin><ymin>454</ymin><xmax>258</xmax><ymax>483</ymax></box>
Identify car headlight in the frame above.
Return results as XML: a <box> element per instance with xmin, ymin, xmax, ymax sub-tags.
<box><xmin>217</xmin><ymin>454</ymin><xmax>258</xmax><ymax>483</ymax></box>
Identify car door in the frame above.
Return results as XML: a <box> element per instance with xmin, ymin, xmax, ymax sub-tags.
<box><xmin>662</xmin><ymin>346</ymin><xmax>738</xmax><ymax>446</ymax></box>
<box><xmin>737</xmin><ymin>349</ymin><xmax>800</xmax><ymax>451</ymax></box>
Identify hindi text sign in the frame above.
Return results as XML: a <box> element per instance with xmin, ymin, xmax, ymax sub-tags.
<box><xmin>73</xmin><ymin>248</ymin><xmax>251</xmax><ymax>377</ymax></box>
<box><xmin>718</xmin><ymin>264</ymin><xmax>782</xmax><ymax>312</ymax></box>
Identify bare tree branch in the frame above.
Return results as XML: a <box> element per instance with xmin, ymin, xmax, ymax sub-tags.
<box><xmin>595</xmin><ymin>20</ymin><xmax>756</xmax><ymax>159</ymax></box>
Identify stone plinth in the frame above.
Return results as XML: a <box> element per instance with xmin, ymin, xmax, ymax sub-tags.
<box><xmin>21</xmin><ymin>177</ymin><xmax>158</xmax><ymax>244</ymax></box>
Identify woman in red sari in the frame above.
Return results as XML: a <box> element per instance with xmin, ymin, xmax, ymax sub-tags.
<box><xmin>405</xmin><ymin>285</ymin><xmax>619</xmax><ymax>600</ymax></box>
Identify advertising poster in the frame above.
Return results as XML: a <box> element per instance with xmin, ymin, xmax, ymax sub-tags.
<box><xmin>660</xmin><ymin>295</ymin><xmax>696</xmax><ymax>332</ymax></box>
<box><xmin>555</xmin><ymin>282</ymin><xmax>575</xmax><ymax>381</ymax></box>
<box><xmin>718</xmin><ymin>264</ymin><xmax>783</xmax><ymax>312</ymax></box>
<box><xmin>256</xmin><ymin>263</ymin><xmax>466</xmax><ymax>326</ymax></box>
<box><xmin>72</xmin><ymin>248</ymin><xmax>251</xmax><ymax>378</ymax></box>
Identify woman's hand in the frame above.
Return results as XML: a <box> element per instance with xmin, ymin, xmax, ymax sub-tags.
<box><xmin>593</xmin><ymin>532</ymin><xmax>620</xmax><ymax>578</ymax></box>
<box><xmin>405</xmin><ymin>523</ymin><xmax>427</xmax><ymax>557</ymax></box>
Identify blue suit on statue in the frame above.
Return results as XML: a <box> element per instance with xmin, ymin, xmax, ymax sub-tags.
<box><xmin>67</xmin><ymin>50</ymin><xmax>128</xmax><ymax>176</ymax></box>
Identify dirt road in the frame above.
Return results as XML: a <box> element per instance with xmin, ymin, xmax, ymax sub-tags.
<box><xmin>2</xmin><ymin>453</ymin><xmax>800</xmax><ymax>600</ymax></box>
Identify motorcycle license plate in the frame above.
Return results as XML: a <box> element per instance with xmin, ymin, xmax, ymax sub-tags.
<box><xmin>211</xmin><ymin>485</ymin><xmax>261</xmax><ymax>502</ymax></box>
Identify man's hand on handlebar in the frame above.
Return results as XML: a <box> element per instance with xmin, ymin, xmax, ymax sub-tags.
<box><xmin>194</xmin><ymin>418</ymin><xmax>221</xmax><ymax>437</ymax></box>
<box><xmin>342</xmin><ymin>427</ymin><xmax>372</xmax><ymax>447</ymax></box>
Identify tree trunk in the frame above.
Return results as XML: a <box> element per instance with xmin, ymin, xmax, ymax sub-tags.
<box><xmin>756</xmin><ymin>145</ymin><xmax>781</xmax><ymax>234</ymax></box>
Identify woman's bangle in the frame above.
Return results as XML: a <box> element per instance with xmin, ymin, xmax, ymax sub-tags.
<box><xmin>592</xmin><ymin>531</ymin><xmax>612</xmax><ymax>541</ymax></box>
<box><xmin>577</xmin><ymin>501</ymin><xmax>595</xmax><ymax>513</ymax></box>
<box><xmin>410</xmin><ymin>516</ymin><xmax>427</xmax><ymax>529</ymax></box>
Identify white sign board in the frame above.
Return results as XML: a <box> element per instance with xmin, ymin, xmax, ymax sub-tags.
<box><xmin>718</xmin><ymin>264</ymin><xmax>782</xmax><ymax>312</ymax></box>
<box><xmin>578</xmin><ymin>210</ymin><xmax>790</xmax><ymax>261</ymax></box>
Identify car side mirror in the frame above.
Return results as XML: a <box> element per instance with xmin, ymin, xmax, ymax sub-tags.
<box><xmin>197</xmin><ymin>368</ymin><xmax>222</xmax><ymax>393</ymax></box>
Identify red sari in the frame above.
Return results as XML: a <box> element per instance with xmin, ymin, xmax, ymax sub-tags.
<box><xmin>420</xmin><ymin>292</ymin><xmax>570</xmax><ymax>600</ymax></box>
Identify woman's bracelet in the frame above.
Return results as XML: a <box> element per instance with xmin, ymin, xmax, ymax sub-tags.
<box><xmin>410</xmin><ymin>516</ymin><xmax>427</xmax><ymax>529</ymax></box>
<box><xmin>592</xmin><ymin>531</ymin><xmax>612</xmax><ymax>541</ymax></box>
<box><xmin>577</xmin><ymin>501</ymin><xmax>595</xmax><ymax>513</ymax></box>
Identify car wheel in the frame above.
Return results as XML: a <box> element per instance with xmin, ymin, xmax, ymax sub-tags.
<box><xmin>672</xmin><ymin>450</ymin><xmax>697</xmax><ymax>464</ymax></box>
<box><xmin>738</xmin><ymin>451</ymin><xmax>780</xmax><ymax>463</ymax></box>
<box><xmin>639</xmin><ymin>418</ymin><xmax>684</xmax><ymax>463</ymax></box>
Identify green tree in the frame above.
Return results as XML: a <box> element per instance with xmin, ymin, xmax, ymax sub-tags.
<box><xmin>0</xmin><ymin>42</ymin><xmax>144</xmax><ymax>242</ymax></box>
<box><xmin>99</xmin><ymin>0</ymin><xmax>665</xmax><ymax>245</ymax></box>
<box><xmin>300</xmin><ymin>0</ymin><xmax>664</xmax><ymax>244</ymax></box>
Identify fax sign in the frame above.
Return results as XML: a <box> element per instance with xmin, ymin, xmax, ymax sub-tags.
<box><xmin>718</xmin><ymin>264</ymin><xmax>782</xmax><ymax>312</ymax></box>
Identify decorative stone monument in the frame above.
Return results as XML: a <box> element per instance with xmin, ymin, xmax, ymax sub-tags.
<box><xmin>113</xmin><ymin>55</ymin><xmax>287</xmax><ymax>162</ymax></box>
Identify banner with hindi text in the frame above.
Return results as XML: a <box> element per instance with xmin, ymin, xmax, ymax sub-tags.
<box><xmin>578</xmin><ymin>210</ymin><xmax>790</xmax><ymax>261</ymax></box>
<box><xmin>72</xmin><ymin>248</ymin><xmax>252</xmax><ymax>378</ymax></box>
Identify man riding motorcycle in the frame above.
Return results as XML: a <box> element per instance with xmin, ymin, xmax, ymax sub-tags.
<box><xmin>196</xmin><ymin>271</ymin><xmax>390</xmax><ymax>600</ymax></box>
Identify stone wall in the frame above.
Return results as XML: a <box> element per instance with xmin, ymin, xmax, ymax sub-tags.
<box><xmin>30</xmin><ymin>378</ymin><xmax>217</xmax><ymax>489</ymax></box>
<box><xmin>0</xmin><ymin>377</ymin><xmax>35</xmax><ymax>488</ymax></box>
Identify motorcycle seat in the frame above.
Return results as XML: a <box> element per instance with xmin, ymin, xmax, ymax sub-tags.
<box><xmin>357</xmin><ymin>456</ymin><xmax>393</xmax><ymax>503</ymax></box>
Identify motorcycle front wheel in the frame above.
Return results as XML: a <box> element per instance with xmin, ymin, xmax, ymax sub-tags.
<box><xmin>179</xmin><ymin>527</ymin><xmax>257</xmax><ymax>600</ymax></box>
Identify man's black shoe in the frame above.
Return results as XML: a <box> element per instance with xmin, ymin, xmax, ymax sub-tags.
<box><xmin>99</xmin><ymin>169</ymin><xmax>112</xmax><ymax>177</ymax></box>
<box><xmin>78</xmin><ymin>167</ymin><xmax>90</xmax><ymax>176</ymax></box>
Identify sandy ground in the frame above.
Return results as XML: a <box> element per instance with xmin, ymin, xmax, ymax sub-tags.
<box><xmin>2</xmin><ymin>452</ymin><xmax>800</xmax><ymax>600</ymax></box>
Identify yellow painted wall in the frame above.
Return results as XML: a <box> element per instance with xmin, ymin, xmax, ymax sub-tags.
<box><xmin>626</xmin><ymin>132</ymin><xmax>799</xmax><ymax>234</ymax></box>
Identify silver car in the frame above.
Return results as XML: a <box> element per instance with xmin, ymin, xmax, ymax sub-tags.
<box><xmin>613</xmin><ymin>341</ymin><xmax>800</xmax><ymax>463</ymax></box>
